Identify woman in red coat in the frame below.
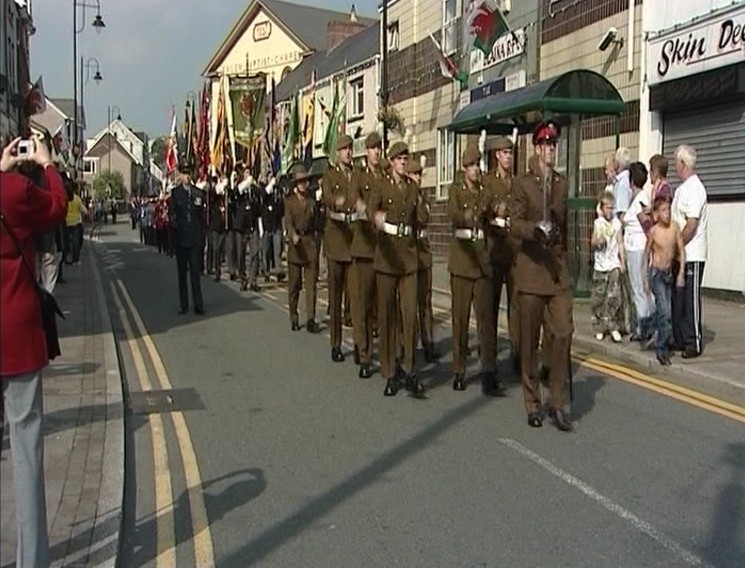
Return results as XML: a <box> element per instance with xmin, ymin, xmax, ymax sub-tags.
<box><xmin>1</xmin><ymin>136</ymin><xmax>68</xmax><ymax>568</ymax></box>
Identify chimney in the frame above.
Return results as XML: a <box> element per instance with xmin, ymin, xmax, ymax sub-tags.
<box><xmin>327</xmin><ymin>19</ymin><xmax>367</xmax><ymax>52</ymax></box>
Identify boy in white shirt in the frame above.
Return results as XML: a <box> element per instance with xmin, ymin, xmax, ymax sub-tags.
<box><xmin>591</xmin><ymin>191</ymin><xmax>625</xmax><ymax>342</ymax></box>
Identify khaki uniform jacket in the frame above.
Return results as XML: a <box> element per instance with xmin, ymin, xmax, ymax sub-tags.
<box><xmin>509</xmin><ymin>159</ymin><xmax>570</xmax><ymax>295</ymax></box>
<box><xmin>321</xmin><ymin>164</ymin><xmax>355</xmax><ymax>262</ymax></box>
<box><xmin>483</xmin><ymin>171</ymin><xmax>518</xmax><ymax>266</ymax></box>
<box><xmin>350</xmin><ymin>166</ymin><xmax>383</xmax><ymax>259</ymax></box>
<box><xmin>369</xmin><ymin>174</ymin><xmax>426</xmax><ymax>275</ymax></box>
<box><xmin>447</xmin><ymin>180</ymin><xmax>492</xmax><ymax>280</ymax></box>
<box><xmin>284</xmin><ymin>192</ymin><xmax>318</xmax><ymax>266</ymax></box>
<box><xmin>416</xmin><ymin>184</ymin><xmax>433</xmax><ymax>270</ymax></box>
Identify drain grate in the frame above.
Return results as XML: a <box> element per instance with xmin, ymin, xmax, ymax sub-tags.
<box><xmin>127</xmin><ymin>388</ymin><xmax>205</xmax><ymax>414</ymax></box>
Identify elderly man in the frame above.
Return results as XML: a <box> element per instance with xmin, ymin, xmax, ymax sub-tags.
<box><xmin>612</xmin><ymin>147</ymin><xmax>633</xmax><ymax>220</ymax></box>
<box><xmin>671</xmin><ymin>144</ymin><xmax>709</xmax><ymax>358</ymax></box>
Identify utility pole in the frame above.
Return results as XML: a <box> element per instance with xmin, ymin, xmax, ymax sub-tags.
<box><xmin>380</xmin><ymin>0</ymin><xmax>388</xmax><ymax>150</ymax></box>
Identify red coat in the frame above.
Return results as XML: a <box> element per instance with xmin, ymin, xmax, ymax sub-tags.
<box><xmin>1</xmin><ymin>167</ymin><xmax>68</xmax><ymax>377</ymax></box>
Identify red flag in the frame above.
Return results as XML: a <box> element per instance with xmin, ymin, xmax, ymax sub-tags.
<box><xmin>165</xmin><ymin>107</ymin><xmax>179</xmax><ymax>174</ymax></box>
<box><xmin>25</xmin><ymin>76</ymin><xmax>47</xmax><ymax>116</ymax></box>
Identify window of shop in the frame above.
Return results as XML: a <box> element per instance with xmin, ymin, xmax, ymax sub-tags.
<box><xmin>83</xmin><ymin>158</ymin><xmax>98</xmax><ymax>175</ymax></box>
<box><xmin>437</xmin><ymin>128</ymin><xmax>457</xmax><ymax>200</ymax></box>
<box><xmin>442</xmin><ymin>0</ymin><xmax>462</xmax><ymax>55</ymax></box>
<box><xmin>387</xmin><ymin>22</ymin><xmax>399</xmax><ymax>52</ymax></box>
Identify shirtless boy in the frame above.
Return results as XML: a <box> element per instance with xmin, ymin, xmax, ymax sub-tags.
<box><xmin>644</xmin><ymin>198</ymin><xmax>685</xmax><ymax>366</ymax></box>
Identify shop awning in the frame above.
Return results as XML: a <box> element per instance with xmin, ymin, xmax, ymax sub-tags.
<box><xmin>449</xmin><ymin>70</ymin><xmax>625</xmax><ymax>135</ymax></box>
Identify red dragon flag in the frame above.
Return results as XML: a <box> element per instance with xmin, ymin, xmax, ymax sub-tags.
<box><xmin>428</xmin><ymin>31</ymin><xmax>467</xmax><ymax>85</ymax></box>
<box><xmin>465</xmin><ymin>0</ymin><xmax>510</xmax><ymax>56</ymax></box>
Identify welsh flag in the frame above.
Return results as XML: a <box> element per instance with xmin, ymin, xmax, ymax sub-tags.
<box><xmin>465</xmin><ymin>1</ymin><xmax>509</xmax><ymax>55</ymax></box>
<box><xmin>428</xmin><ymin>32</ymin><xmax>467</xmax><ymax>85</ymax></box>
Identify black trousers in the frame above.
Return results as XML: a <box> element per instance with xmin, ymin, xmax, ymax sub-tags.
<box><xmin>226</xmin><ymin>230</ymin><xmax>243</xmax><ymax>277</ymax></box>
<box><xmin>175</xmin><ymin>245</ymin><xmax>204</xmax><ymax>312</ymax></box>
<box><xmin>672</xmin><ymin>261</ymin><xmax>705</xmax><ymax>354</ymax></box>
<box><xmin>210</xmin><ymin>231</ymin><xmax>227</xmax><ymax>276</ymax></box>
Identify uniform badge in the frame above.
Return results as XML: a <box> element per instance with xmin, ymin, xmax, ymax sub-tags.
<box><xmin>194</xmin><ymin>197</ymin><xmax>202</xmax><ymax>206</ymax></box>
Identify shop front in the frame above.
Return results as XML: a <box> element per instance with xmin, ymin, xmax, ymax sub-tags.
<box><xmin>644</xmin><ymin>2</ymin><xmax>745</xmax><ymax>294</ymax></box>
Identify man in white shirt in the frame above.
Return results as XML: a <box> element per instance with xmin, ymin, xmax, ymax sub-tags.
<box><xmin>671</xmin><ymin>144</ymin><xmax>708</xmax><ymax>358</ymax></box>
<box><xmin>612</xmin><ymin>147</ymin><xmax>633</xmax><ymax>220</ymax></box>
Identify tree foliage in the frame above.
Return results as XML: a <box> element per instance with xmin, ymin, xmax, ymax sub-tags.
<box><xmin>92</xmin><ymin>170</ymin><xmax>126</xmax><ymax>200</ymax></box>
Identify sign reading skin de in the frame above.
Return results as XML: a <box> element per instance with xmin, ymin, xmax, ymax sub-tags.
<box><xmin>648</xmin><ymin>4</ymin><xmax>745</xmax><ymax>85</ymax></box>
<box><xmin>470</xmin><ymin>28</ymin><xmax>526</xmax><ymax>74</ymax></box>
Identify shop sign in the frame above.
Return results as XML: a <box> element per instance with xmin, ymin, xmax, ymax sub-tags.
<box><xmin>470</xmin><ymin>28</ymin><xmax>526</xmax><ymax>74</ymax></box>
<box><xmin>469</xmin><ymin>71</ymin><xmax>525</xmax><ymax>103</ymax></box>
<box><xmin>648</xmin><ymin>4</ymin><xmax>745</xmax><ymax>86</ymax></box>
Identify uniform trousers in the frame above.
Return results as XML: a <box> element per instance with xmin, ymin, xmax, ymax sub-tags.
<box><xmin>518</xmin><ymin>292</ymin><xmax>572</xmax><ymax>413</ymax></box>
<box><xmin>327</xmin><ymin>259</ymin><xmax>351</xmax><ymax>349</ymax></box>
<box><xmin>416</xmin><ymin>266</ymin><xmax>433</xmax><ymax>347</ymax></box>
<box><xmin>1</xmin><ymin>370</ymin><xmax>50</xmax><ymax>568</ymax></box>
<box><xmin>210</xmin><ymin>231</ymin><xmax>227</xmax><ymax>276</ymax></box>
<box><xmin>377</xmin><ymin>271</ymin><xmax>417</xmax><ymax>380</ymax></box>
<box><xmin>243</xmin><ymin>232</ymin><xmax>261</xmax><ymax>286</ymax></box>
<box><xmin>509</xmin><ymin>272</ymin><xmax>520</xmax><ymax>355</ymax></box>
<box><xmin>672</xmin><ymin>261</ymin><xmax>705</xmax><ymax>354</ymax></box>
<box><xmin>351</xmin><ymin>258</ymin><xmax>376</xmax><ymax>364</ymax></box>
<box><xmin>261</xmin><ymin>230</ymin><xmax>283</xmax><ymax>276</ymax></box>
<box><xmin>226</xmin><ymin>230</ymin><xmax>243</xmax><ymax>277</ymax></box>
<box><xmin>450</xmin><ymin>275</ymin><xmax>495</xmax><ymax>375</ymax></box>
<box><xmin>492</xmin><ymin>259</ymin><xmax>515</xmax><ymax>354</ymax></box>
<box><xmin>288</xmin><ymin>261</ymin><xmax>318</xmax><ymax>324</ymax></box>
<box><xmin>175</xmin><ymin>245</ymin><xmax>204</xmax><ymax>312</ymax></box>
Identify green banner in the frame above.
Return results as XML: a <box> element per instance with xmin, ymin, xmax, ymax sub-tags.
<box><xmin>229</xmin><ymin>74</ymin><xmax>266</xmax><ymax>148</ymax></box>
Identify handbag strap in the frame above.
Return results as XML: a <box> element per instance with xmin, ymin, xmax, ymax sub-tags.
<box><xmin>0</xmin><ymin>210</ymin><xmax>42</xmax><ymax>292</ymax></box>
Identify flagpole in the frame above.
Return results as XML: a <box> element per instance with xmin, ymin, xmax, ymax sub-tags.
<box><xmin>381</xmin><ymin>0</ymin><xmax>389</xmax><ymax>150</ymax></box>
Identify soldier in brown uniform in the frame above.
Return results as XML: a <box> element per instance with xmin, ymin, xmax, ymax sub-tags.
<box><xmin>406</xmin><ymin>157</ymin><xmax>437</xmax><ymax>362</ymax></box>
<box><xmin>483</xmin><ymin>137</ymin><xmax>520</xmax><ymax>370</ymax></box>
<box><xmin>448</xmin><ymin>145</ymin><xmax>506</xmax><ymax>396</ymax></box>
<box><xmin>509</xmin><ymin>120</ymin><xmax>573</xmax><ymax>431</ymax></box>
<box><xmin>369</xmin><ymin>142</ymin><xmax>427</xmax><ymax>397</ymax></box>
<box><xmin>350</xmin><ymin>132</ymin><xmax>384</xmax><ymax>379</ymax></box>
<box><xmin>321</xmin><ymin>134</ymin><xmax>356</xmax><ymax>362</ymax></box>
<box><xmin>284</xmin><ymin>165</ymin><xmax>321</xmax><ymax>333</ymax></box>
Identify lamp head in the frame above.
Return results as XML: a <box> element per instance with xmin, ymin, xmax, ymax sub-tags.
<box><xmin>93</xmin><ymin>14</ymin><xmax>106</xmax><ymax>33</ymax></box>
<box><xmin>93</xmin><ymin>71</ymin><xmax>103</xmax><ymax>84</ymax></box>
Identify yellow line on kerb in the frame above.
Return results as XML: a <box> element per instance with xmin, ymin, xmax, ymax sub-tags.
<box><xmin>576</xmin><ymin>354</ymin><xmax>745</xmax><ymax>424</ymax></box>
<box><xmin>116</xmin><ymin>280</ymin><xmax>216</xmax><ymax>568</ymax></box>
<box><xmin>109</xmin><ymin>282</ymin><xmax>176</xmax><ymax>567</ymax></box>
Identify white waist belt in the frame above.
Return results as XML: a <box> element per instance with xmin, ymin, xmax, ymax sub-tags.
<box><xmin>382</xmin><ymin>222</ymin><xmax>413</xmax><ymax>237</ymax></box>
<box><xmin>417</xmin><ymin>229</ymin><xmax>428</xmax><ymax>239</ymax></box>
<box><xmin>327</xmin><ymin>211</ymin><xmax>348</xmax><ymax>222</ymax></box>
<box><xmin>454</xmin><ymin>228</ymin><xmax>484</xmax><ymax>241</ymax></box>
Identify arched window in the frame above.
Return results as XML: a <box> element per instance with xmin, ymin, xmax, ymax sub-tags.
<box><xmin>281</xmin><ymin>66</ymin><xmax>292</xmax><ymax>81</ymax></box>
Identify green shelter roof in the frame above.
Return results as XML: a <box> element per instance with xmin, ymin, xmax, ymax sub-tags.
<box><xmin>449</xmin><ymin>70</ymin><xmax>625</xmax><ymax>135</ymax></box>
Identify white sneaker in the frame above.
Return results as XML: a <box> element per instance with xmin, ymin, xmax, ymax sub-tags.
<box><xmin>595</xmin><ymin>332</ymin><xmax>604</xmax><ymax>341</ymax></box>
<box><xmin>610</xmin><ymin>330</ymin><xmax>623</xmax><ymax>343</ymax></box>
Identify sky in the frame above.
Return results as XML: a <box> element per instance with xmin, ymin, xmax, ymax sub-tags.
<box><xmin>30</xmin><ymin>0</ymin><xmax>380</xmax><ymax>141</ymax></box>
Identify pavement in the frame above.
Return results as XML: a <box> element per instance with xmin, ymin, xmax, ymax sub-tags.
<box><xmin>428</xmin><ymin>259</ymin><xmax>745</xmax><ymax>405</ymax></box>
<box><xmin>1</xmin><ymin>238</ymin><xmax>124</xmax><ymax>568</ymax></box>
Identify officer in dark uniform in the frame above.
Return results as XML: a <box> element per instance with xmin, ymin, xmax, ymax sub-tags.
<box><xmin>406</xmin><ymin>157</ymin><xmax>437</xmax><ymax>362</ymax></box>
<box><xmin>260</xmin><ymin>176</ymin><xmax>285</xmax><ymax>282</ymax></box>
<box><xmin>510</xmin><ymin>120</ymin><xmax>573</xmax><ymax>432</ymax></box>
<box><xmin>321</xmin><ymin>134</ymin><xmax>356</xmax><ymax>362</ymax></box>
<box><xmin>448</xmin><ymin>145</ymin><xmax>505</xmax><ymax>396</ymax></box>
<box><xmin>284</xmin><ymin>165</ymin><xmax>321</xmax><ymax>333</ymax></box>
<box><xmin>225</xmin><ymin>179</ymin><xmax>242</xmax><ymax>281</ymax></box>
<box><xmin>483</xmin><ymin>136</ymin><xmax>520</xmax><ymax>370</ymax></box>
<box><xmin>234</xmin><ymin>172</ymin><xmax>262</xmax><ymax>292</ymax></box>
<box><xmin>170</xmin><ymin>164</ymin><xmax>205</xmax><ymax>315</ymax></box>
<box><xmin>349</xmin><ymin>132</ymin><xmax>384</xmax><ymax>379</ymax></box>
<box><xmin>208</xmin><ymin>177</ymin><xmax>228</xmax><ymax>281</ymax></box>
<box><xmin>369</xmin><ymin>142</ymin><xmax>427</xmax><ymax>397</ymax></box>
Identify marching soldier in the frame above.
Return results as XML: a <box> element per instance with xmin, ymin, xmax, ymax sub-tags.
<box><xmin>285</xmin><ymin>165</ymin><xmax>321</xmax><ymax>333</ymax></box>
<box><xmin>321</xmin><ymin>134</ymin><xmax>356</xmax><ymax>362</ymax></box>
<box><xmin>448</xmin><ymin>145</ymin><xmax>505</xmax><ymax>396</ymax></box>
<box><xmin>510</xmin><ymin>120</ymin><xmax>573</xmax><ymax>432</ymax></box>
<box><xmin>170</xmin><ymin>164</ymin><xmax>205</xmax><ymax>315</ymax></box>
<box><xmin>483</xmin><ymin>136</ymin><xmax>520</xmax><ymax>370</ymax></box>
<box><xmin>369</xmin><ymin>142</ymin><xmax>426</xmax><ymax>397</ymax></box>
<box><xmin>208</xmin><ymin>176</ymin><xmax>228</xmax><ymax>281</ymax></box>
<box><xmin>406</xmin><ymin>157</ymin><xmax>437</xmax><ymax>363</ymax></box>
<box><xmin>235</xmin><ymin>171</ymin><xmax>262</xmax><ymax>292</ymax></box>
<box><xmin>225</xmin><ymin>179</ymin><xmax>242</xmax><ymax>281</ymax></box>
<box><xmin>349</xmin><ymin>132</ymin><xmax>384</xmax><ymax>379</ymax></box>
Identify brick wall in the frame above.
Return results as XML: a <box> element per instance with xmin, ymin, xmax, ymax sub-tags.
<box><xmin>541</xmin><ymin>0</ymin><xmax>643</xmax><ymax>43</ymax></box>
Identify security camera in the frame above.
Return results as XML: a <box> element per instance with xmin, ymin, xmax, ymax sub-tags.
<box><xmin>598</xmin><ymin>27</ymin><xmax>623</xmax><ymax>52</ymax></box>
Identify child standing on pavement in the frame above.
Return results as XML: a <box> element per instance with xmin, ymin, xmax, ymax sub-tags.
<box><xmin>591</xmin><ymin>191</ymin><xmax>625</xmax><ymax>343</ymax></box>
<box><xmin>644</xmin><ymin>197</ymin><xmax>686</xmax><ymax>366</ymax></box>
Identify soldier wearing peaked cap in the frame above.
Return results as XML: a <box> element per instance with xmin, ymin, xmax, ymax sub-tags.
<box><xmin>285</xmin><ymin>165</ymin><xmax>321</xmax><ymax>333</ymax></box>
<box><xmin>348</xmin><ymin>131</ymin><xmax>385</xmax><ymax>379</ymax></box>
<box><xmin>407</xmin><ymin>157</ymin><xmax>437</xmax><ymax>363</ymax></box>
<box><xmin>370</xmin><ymin>142</ymin><xmax>428</xmax><ymax>397</ymax></box>
<box><xmin>509</xmin><ymin>119</ymin><xmax>574</xmax><ymax>432</ymax></box>
<box><xmin>483</xmin><ymin>136</ymin><xmax>520</xmax><ymax>372</ymax></box>
<box><xmin>321</xmin><ymin>133</ymin><xmax>356</xmax><ymax>363</ymax></box>
<box><xmin>448</xmin><ymin>145</ymin><xmax>505</xmax><ymax>397</ymax></box>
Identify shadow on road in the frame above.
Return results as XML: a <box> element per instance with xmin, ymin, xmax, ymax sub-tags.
<box><xmin>571</xmin><ymin>374</ymin><xmax>607</xmax><ymax>422</ymax></box>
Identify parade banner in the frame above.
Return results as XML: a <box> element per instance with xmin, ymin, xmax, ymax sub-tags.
<box><xmin>229</xmin><ymin>74</ymin><xmax>267</xmax><ymax>148</ymax></box>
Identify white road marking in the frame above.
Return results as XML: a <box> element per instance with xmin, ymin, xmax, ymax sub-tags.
<box><xmin>498</xmin><ymin>438</ymin><xmax>716</xmax><ymax>568</ymax></box>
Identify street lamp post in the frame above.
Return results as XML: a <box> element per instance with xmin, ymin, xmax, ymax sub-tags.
<box><xmin>107</xmin><ymin>104</ymin><xmax>122</xmax><ymax>173</ymax></box>
<box><xmin>79</xmin><ymin>56</ymin><xmax>102</xmax><ymax>118</ymax></box>
<box><xmin>73</xmin><ymin>0</ymin><xmax>106</xmax><ymax>177</ymax></box>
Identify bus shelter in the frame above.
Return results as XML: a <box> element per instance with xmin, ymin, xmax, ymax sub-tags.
<box><xmin>449</xmin><ymin>69</ymin><xmax>625</xmax><ymax>297</ymax></box>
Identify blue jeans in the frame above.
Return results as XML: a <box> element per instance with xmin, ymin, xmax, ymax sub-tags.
<box><xmin>650</xmin><ymin>267</ymin><xmax>672</xmax><ymax>356</ymax></box>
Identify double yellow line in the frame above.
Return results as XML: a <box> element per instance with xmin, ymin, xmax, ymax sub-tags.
<box><xmin>109</xmin><ymin>279</ymin><xmax>215</xmax><ymax>567</ymax></box>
